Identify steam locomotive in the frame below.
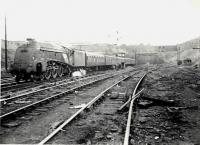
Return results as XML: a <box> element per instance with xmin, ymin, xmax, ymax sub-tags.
<box><xmin>9</xmin><ymin>39</ymin><xmax>135</xmax><ymax>82</ymax></box>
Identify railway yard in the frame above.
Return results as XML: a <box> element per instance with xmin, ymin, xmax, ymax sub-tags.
<box><xmin>0</xmin><ymin>64</ymin><xmax>199</xmax><ymax>144</ymax></box>
<box><xmin>1</xmin><ymin>0</ymin><xmax>200</xmax><ymax>144</ymax></box>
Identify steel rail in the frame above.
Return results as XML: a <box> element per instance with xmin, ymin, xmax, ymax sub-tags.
<box><xmin>0</xmin><ymin>73</ymin><xmax>113</xmax><ymax>103</ymax></box>
<box><xmin>0</xmin><ymin>77</ymin><xmax>74</xmax><ymax>100</ymax></box>
<box><xmin>1</xmin><ymin>81</ymin><xmax>30</xmax><ymax>92</ymax></box>
<box><xmin>1</xmin><ymin>69</ymin><xmax>132</xmax><ymax>102</ymax></box>
<box><xmin>38</xmin><ymin>74</ymin><xmax>132</xmax><ymax>145</ymax></box>
<box><xmin>0</xmin><ymin>73</ymin><xmax>115</xmax><ymax>120</ymax></box>
<box><xmin>0</xmin><ymin>78</ymin><xmax>14</xmax><ymax>84</ymax></box>
<box><xmin>0</xmin><ymin>69</ymin><xmax>133</xmax><ymax>120</ymax></box>
<box><xmin>118</xmin><ymin>88</ymin><xmax>144</xmax><ymax>111</ymax></box>
<box><xmin>0</xmin><ymin>82</ymin><xmax>17</xmax><ymax>87</ymax></box>
<box><xmin>123</xmin><ymin>73</ymin><xmax>147</xmax><ymax>145</ymax></box>
<box><xmin>0</xmin><ymin>73</ymin><xmax>95</xmax><ymax>97</ymax></box>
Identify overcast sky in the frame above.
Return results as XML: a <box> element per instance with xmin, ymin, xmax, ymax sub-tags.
<box><xmin>0</xmin><ymin>0</ymin><xmax>200</xmax><ymax>45</ymax></box>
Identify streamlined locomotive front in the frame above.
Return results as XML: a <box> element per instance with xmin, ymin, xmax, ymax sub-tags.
<box><xmin>10</xmin><ymin>39</ymin><xmax>74</xmax><ymax>82</ymax></box>
<box><xmin>10</xmin><ymin>39</ymin><xmax>38</xmax><ymax>82</ymax></box>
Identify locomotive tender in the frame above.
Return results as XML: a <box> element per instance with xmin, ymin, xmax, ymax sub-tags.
<box><xmin>10</xmin><ymin>39</ymin><xmax>135</xmax><ymax>82</ymax></box>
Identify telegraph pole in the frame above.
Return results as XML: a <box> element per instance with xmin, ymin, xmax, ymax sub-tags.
<box><xmin>177</xmin><ymin>46</ymin><xmax>180</xmax><ymax>61</ymax></box>
<box><xmin>5</xmin><ymin>16</ymin><xmax>8</xmax><ymax>72</ymax></box>
<box><xmin>114</xmin><ymin>30</ymin><xmax>119</xmax><ymax>55</ymax></box>
<box><xmin>116</xmin><ymin>31</ymin><xmax>119</xmax><ymax>46</ymax></box>
<box><xmin>135</xmin><ymin>48</ymin><xmax>137</xmax><ymax>65</ymax></box>
<box><xmin>176</xmin><ymin>46</ymin><xmax>181</xmax><ymax>65</ymax></box>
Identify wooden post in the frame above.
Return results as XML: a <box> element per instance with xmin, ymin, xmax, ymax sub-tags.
<box><xmin>5</xmin><ymin>16</ymin><xmax>8</xmax><ymax>72</ymax></box>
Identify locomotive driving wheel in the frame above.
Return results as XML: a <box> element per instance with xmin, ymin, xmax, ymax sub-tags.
<box><xmin>24</xmin><ymin>75</ymin><xmax>29</xmax><ymax>82</ymax></box>
<box><xmin>57</xmin><ymin>66</ymin><xmax>63</xmax><ymax>77</ymax></box>
<box><xmin>44</xmin><ymin>69</ymin><xmax>51</xmax><ymax>80</ymax></box>
<box><xmin>52</xmin><ymin>68</ymin><xmax>58</xmax><ymax>78</ymax></box>
<box><xmin>40</xmin><ymin>73</ymin><xmax>45</xmax><ymax>81</ymax></box>
<box><xmin>15</xmin><ymin>75</ymin><xmax>20</xmax><ymax>83</ymax></box>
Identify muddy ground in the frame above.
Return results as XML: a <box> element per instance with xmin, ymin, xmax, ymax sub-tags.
<box><xmin>130</xmin><ymin>65</ymin><xmax>200</xmax><ymax>145</ymax></box>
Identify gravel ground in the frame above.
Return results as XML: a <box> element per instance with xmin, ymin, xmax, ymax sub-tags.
<box><xmin>0</xmin><ymin>68</ymin><xmax>137</xmax><ymax>144</ymax></box>
<box><xmin>130</xmin><ymin>65</ymin><xmax>200</xmax><ymax>145</ymax></box>
<box><xmin>47</xmin><ymin>72</ymin><xmax>144</xmax><ymax>144</ymax></box>
<box><xmin>2</xmin><ymin>64</ymin><xmax>199</xmax><ymax>144</ymax></box>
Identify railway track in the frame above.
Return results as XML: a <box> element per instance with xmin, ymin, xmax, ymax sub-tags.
<box><xmin>1</xmin><ymin>81</ymin><xmax>30</xmax><ymax>93</ymax></box>
<box><xmin>0</xmin><ymin>74</ymin><xmax>79</xmax><ymax>94</ymax></box>
<box><xmin>0</xmin><ymin>78</ymin><xmax>16</xmax><ymax>89</ymax></box>
<box><xmin>1</xmin><ymin>77</ymin><xmax>15</xmax><ymax>83</ymax></box>
<box><xmin>0</xmin><ymin>70</ymin><xmax>117</xmax><ymax>102</ymax></box>
<box><xmin>123</xmin><ymin>73</ymin><xmax>146</xmax><ymax>145</ymax></box>
<box><xmin>0</xmin><ymin>69</ymin><xmax>133</xmax><ymax>122</ymax></box>
<box><xmin>0</xmin><ymin>76</ymin><xmax>75</xmax><ymax>96</ymax></box>
<box><xmin>36</xmin><ymin>70</ymin><xmax>146</xmax><ymax>144</ymax></box>
<box><xmin>0</xmin><ymin>70</ymin><xmax>112</xmax><ymax>97</ymax></box>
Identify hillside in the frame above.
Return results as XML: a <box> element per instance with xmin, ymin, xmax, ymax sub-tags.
<box><xmin>1</xmin><ymin>36</ymin><xmax>199</xmax><ymax>69</ymax></box>
<box><xmin>177</xmin><ymin>37</ymin><xmax>200</xmax><ymax>65</ymax></box>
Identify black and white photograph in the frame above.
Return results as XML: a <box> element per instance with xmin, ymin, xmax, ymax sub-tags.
<box><xmin>0</xmin><ymin>0</ymin><xmax>200</xmax><ymax>144</ymax></box>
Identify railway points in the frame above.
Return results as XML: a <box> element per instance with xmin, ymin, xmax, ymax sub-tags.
<box><xmin>38</xmin><ymin>69</ymin><xmax>146</xmax><ymax>144</ymax></box>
